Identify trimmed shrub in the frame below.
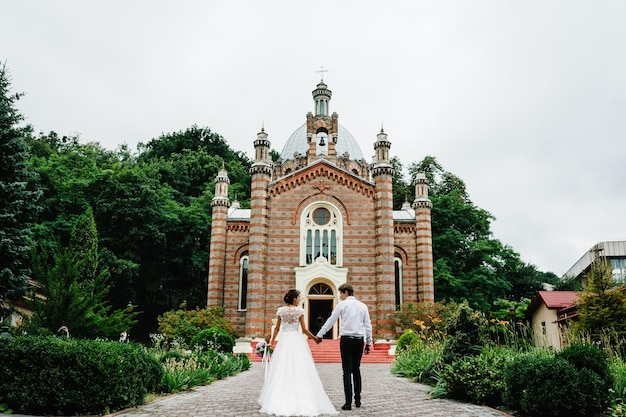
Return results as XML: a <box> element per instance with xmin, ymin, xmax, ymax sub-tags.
<box><xmin>190</xmin><ymin>327</ymin><xmax>234</xmax><ymax>353</ymax></box>
<box><xmin>0</xmin><ymin>336</ymin><xmax>162</xmax><ymax>416</ymax></box>
<box><xmin>503</xmin><ymin>353</ymin><xmax>577</xmax><ymax>416</ymax></box>
<box><xmin>557</xmin><ymin>343</ymin><xmax>613</xmax><ymax>387</ymax></box>
<box><xmin>396</xmin><ymin>329</ymin><xmax>420</xmax><ymax>352</ymax></box>
<box><xmin>503</xmin><ymin>350</ymin><xmax>610</xmax><ymax>417</ymax></box>
<box><xmin>557</xmin><ymin>343</ymin><xmax>613</xmax><ymax>413</ymax></box>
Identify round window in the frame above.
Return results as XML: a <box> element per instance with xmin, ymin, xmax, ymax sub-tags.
<box><xmin>312</xmin><ymin>207</ymin><xmax>330</xmax><ymax>225</ymax></box>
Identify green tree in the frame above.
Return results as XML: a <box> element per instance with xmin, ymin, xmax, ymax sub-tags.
<box><xmin>554</xmin><ymin>274</ymin><xmax>583</xmax><ymax>291</ymax></box>
<box><xmin>0</xmin><ymin>64</ymin><xmax>41</xmax><ymax>320</ymax></box>
<box><xmin>391</xmin><ymin>156</ymin><xmax>411</xmax><ymax>209</ymax></box>
<box><xmin>27</xmin><ymin>132</ymin><xmax>106</xmax><ymax>251</ymax></box>
<box><xmin>137</xmin><ymin>125</ymin><xmax>251</xmax><ymax>201</ymax></box>
<box><xmin>573</xmin><ymin>259</ymin><xmax>626</xmax><ymax>341</ymax></box>
<box><xmin>25</xmin><ymin>208</ymin><xmax>136</xmax><ymax>339</ymax></box>
<box><xmin>407</xmin><ymin>157</ymin><xmax>510</xmax><ymax>310</ymax></box>
<box><xmin>89</xmin><ymin>158</ymin><xmax>212</xmax><ymax>337</ymax></box>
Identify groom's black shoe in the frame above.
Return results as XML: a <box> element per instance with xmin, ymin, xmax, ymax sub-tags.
<box><xmin>341</xmin><ymin>403</ymin><xmax>352</xmax><ymax>410</ymax></box>
<box><xmin>355</xmin><ymin>401</ymin><xmax>361</xmax><ymax>408</ymax></box>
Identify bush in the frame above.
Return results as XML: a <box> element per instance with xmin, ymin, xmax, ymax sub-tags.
<box><xmin>158</xmin><ymin>306</ymin><xmax>236</xmax><ymax>345</ymax></box>
<box><xmin>432</xmin><ymin>346</ymin><xmax>513</xmax><ymax>407</ymax></box>
<box><xmin>0</xmin><ymin>336</ymin><xmax>162</xmax><ymax>416</ymax></box>
<box><xmin>558</xmin><ymin>343</ymin><xmax>613</xmax><ymax>388</ymax></box>
<box><xmin>438</xmin><ymin>302</ymin><xmax>487</xmax><ymax>365</ymax></box>
<box><xmin>503</xmin><ymin>353</ymin><xmax>576</xmax><ymax>416</ymax></box>
<box><xmin>503</xmin><ymin>350</ymin><xmax>610</xmax><ymax>416</ymax></box>
<box><xmin>394</xmin><ymin>301</ymin><xmax>450</xmax><ymax>338</ymax></box>
<box><xmin>557</xmin><ymin>343</ymin><xmax>613</xmax><ymax>413</ymax></box>
<box><xmin>391</xmin><ymin>343</ymin><xmax>440</xmax><ymax>384</ymax></box>
<box><xmin>190</xmin><ymin>327</ymin><xmax>235</xmax><ymax>354</ymax></box>
<box><xmin>396</xmin><ymin>330</ymin><xmax>420</xmax><ymax>352</ymax></box>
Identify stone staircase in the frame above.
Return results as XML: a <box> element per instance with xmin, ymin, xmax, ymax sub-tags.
<box><xmin>249</xmin><ymin>339</ymin><xmax>394</xmax><ymax>364</ymax></box>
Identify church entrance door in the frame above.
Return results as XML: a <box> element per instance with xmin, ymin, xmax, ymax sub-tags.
<box><xmin>309</xmin><ymin>299</ymin><xmax>333</xmax><ymax>339</ymax></box>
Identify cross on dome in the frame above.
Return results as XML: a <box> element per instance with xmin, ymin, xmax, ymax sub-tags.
<box><xmin>316</xmin><ymin>65</ymin><xmax>328</xmax><ymax>82</ymax></box>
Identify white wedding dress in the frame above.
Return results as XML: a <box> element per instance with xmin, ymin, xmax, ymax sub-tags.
<box><xmin>258</xmin><ymin>306</ymin><xmax>338</xmax><ymax>416</ymax></box>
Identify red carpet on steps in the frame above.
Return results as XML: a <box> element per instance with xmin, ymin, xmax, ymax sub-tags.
<box><xmin>249</xmin><ymin>339</ymin><xmax>393</xmax><ymax>363</ymax></box>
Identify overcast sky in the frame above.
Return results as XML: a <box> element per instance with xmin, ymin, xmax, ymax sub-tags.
<box><xmin>2</xmin><ymin>1</ymin><xmax>625</xmax><ymax>277</ymax></box>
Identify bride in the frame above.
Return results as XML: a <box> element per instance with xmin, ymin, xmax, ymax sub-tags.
<box><xmin>258</xmin><ymin>289</ymin><xmax>338</xmax><ymax>416</ymax></box>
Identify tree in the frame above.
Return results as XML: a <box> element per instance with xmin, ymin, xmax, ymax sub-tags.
<box><xmin>391</xmin><ymin>156</ymin><xmax>411</xmax><ymax>209</ymax></box>
<box><xmin>402</xmin><ymin>156</ymin><xmax>550</xmax><ymax>311</ymax></box>
<box><xmin>24</xmin><ymin>208</ymin><xmax>137</xmax><ymax>339</ymax></box>
<box><xmin>407</xmin><ymin>157</ymin><xmax>509</xmax><ymax>310</ymax></box>
<box><xmin>25</xmin><ymin>125</ymin><xmax>251</xmax><ymax>340</ymax></box>
<box><xmin>0</xmin><ymin>64</ymin><xmax>40</xmax><ymax>320</ymax></box>
<box><xmin>137</xmin><ymin>125</ymin><xmax>252</xmax><ymax>201</ymax></box>
<box><xmin>574</xmin><ymin>259</ymin><xmax>626</xmax><ymax>342</ymax></box>
<box><xmin>27</xmin><ymin>132</ymin><xmax>105</xmax><ymax>249</ymax></box>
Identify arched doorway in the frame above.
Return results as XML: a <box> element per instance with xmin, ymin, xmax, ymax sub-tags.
<box><xmin>308</xmin><ymin>282</ymin><xmax>334</xmax><ymax>339</ymax></box>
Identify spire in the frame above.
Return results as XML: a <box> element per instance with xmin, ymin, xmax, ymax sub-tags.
<box><xmin>312</xmin><ymin>79</ymin><xmax>332</xmax><ymax>117</ymax></box>
<box><xmin>211</xmin><ymin>163</ymin><xmax>230</xmax><ymax>207</ymax></box>
<box><xmin>374</xmin><ymin>127</ymin><xmax>391</xmax><ymax>164</ymax></box>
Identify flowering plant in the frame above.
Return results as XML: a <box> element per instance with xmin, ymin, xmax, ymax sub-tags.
<box><xmin>255</xmin><ymin>340</ymin><xmax>274</xmax><ymax>358</ymax></box>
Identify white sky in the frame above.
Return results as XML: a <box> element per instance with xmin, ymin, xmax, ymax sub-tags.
<box><xmin>2</xmin><ymin>1</ymin><xmax>625</xmax><ymax>276</ymax></box>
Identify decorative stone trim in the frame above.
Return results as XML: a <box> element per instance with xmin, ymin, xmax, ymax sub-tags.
<box><xmin>210</xmin><ymin>197</ymin><xmax>231</xmax><ymax>207</ymax></box>
<box><xmin>394</xmin><ymin>224</ymin><xmax>417</xmax><ymax>233</ymax></box>
<box><xmin>227</xmin><ymin>223</ymin><xmax>250</xmax><ymax>232</ymax></box>
<box><xmin>269</xmin><ymin>165</ymin><xmax>375</xmax><ymax>198</ymax></box>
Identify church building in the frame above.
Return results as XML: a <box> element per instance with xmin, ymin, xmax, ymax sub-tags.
<box><xmin>207</xmin><ymin>80</ymin><xmax>434</xmax><ymax>342</ymax></box>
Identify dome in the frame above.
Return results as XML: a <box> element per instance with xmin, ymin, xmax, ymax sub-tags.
<box><xmin>280</xmin><ymin>123</ymin><xmax>364</xmax><ymax>161</ymax></box>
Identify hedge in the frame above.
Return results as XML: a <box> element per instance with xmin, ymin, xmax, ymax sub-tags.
<box><xmin>0</xmin><ymin>336</ymin><xmax>162</xmax><ymax>416</ymax></box>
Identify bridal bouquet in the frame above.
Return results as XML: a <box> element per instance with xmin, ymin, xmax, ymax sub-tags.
<box><xmin>255</xmin><ymin>340</ymin><xmax>274</xmax><ymax>358</ymax></box>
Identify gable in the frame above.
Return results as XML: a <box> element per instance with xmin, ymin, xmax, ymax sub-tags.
<box><xmin>269</xmin><ymin>159</ymin><xmax>375</xmax><ymax>199</ymax></box>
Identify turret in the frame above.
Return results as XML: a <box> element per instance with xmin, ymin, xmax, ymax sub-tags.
<box><xmin>412</xmin><ymin>172</ymin><xmax>434</xmax><ymax>303</ymax></box>
<box><xmin>373</xmin><ymin>128</ymin><xmax>391</xmax><ymax>164</ymax></box>
<box><xmin>312</xmin><ymin>81</ymin><xmax>332</xmax><ymax>117</ymax></box>
<box><xmin>212</xmin><ymin>165</ymin><xmax>230</xmax><ymax>207</ymax></box>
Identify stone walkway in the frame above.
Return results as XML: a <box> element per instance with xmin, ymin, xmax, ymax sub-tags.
<box><xmin>103</xmin><ymin>362</ymin><xmax>513</xmax><ymax>417</ymax></box>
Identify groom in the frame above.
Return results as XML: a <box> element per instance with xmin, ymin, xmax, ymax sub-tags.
<box><xmin>315</xmin><ymin>283</ymin><xmax>372</xmax><ymax>410</ymax></box>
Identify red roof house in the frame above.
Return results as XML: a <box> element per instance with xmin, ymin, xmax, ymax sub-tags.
<box><xmin>526</xmin><ymin>291</ymin><xmax>579</xmax><ymax>349</ymax></box>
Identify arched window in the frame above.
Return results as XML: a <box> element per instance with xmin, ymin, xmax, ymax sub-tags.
<box><xmin>301</xmin><ymin>203</ymin><xmax>343</xmax><ymax>266</ymax></box>
<box><xmin>309</xmin><ymin>282</ymin><xmax>334</xmax><ymax>295</ymax></box>
<box><xmin>238</xmin><ymin>253</ymin><xmax>249</xmax><ymax>310</ymax></box>
<box><xmin>394</xmin><ymin>256</ymin><xmax>403</xmax><ymax>310</ymax></box>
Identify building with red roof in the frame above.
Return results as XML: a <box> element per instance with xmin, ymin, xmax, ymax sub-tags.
<box><xmin>526</xmin><ymin>291</ymin><xmax>579</xmax><ymax>349</ymax></box>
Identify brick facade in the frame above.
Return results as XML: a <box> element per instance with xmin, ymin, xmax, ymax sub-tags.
<box><xmin>207</xmin><ymin>81</ymin><xmax>434</xmax><ymax>341</ymax></box>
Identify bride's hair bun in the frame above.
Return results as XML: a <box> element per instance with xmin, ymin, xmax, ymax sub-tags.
<box><xmin>284</xmin><ymin>289</ymin><xmax>300</xmax><ymax>304</ymax></box>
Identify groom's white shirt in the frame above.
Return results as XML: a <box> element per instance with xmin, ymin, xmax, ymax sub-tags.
<box><xmin>316</xmin><ymin>296</ymin><xmax>373</xmax><ymax>345</ymax></box>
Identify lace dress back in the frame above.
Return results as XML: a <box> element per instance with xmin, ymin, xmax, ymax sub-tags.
<box><xmin>277</xmin><ymin>306</ymin><xmax>302</xmax><ymax>331</ymax></box>
<box><xmin>258</xmin><ymin>305</ymin><xmax>337</xmax><ymax>416</ymax></box>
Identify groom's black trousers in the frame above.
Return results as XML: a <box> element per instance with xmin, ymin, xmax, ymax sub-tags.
<box><xmin>340</xmin><ymin>336</ymin><xmax>364</xmax><ymax>404</ymax></box>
